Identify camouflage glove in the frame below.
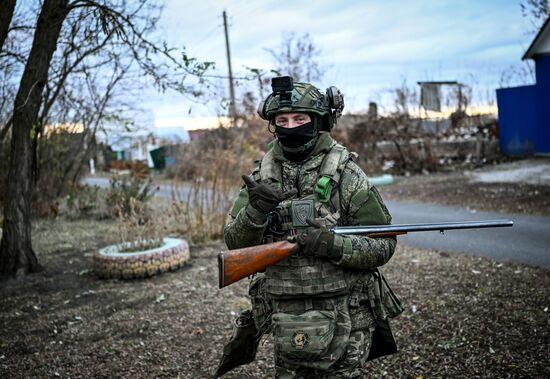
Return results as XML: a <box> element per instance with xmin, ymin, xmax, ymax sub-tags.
<box><xmin>296</xmin><ymin>219</ymin><xmax>342</xmax><ymax>260</ymax></box>
<box><xmin>242</xmin><ymin>175</ymin><xmax>295</xmax><ymax>223</ymax></box>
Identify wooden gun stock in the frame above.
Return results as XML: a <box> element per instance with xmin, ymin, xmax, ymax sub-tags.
<box><xmin>218</xmin><ymin>240</ymin><xmax>297</xmax><ymax>288</ymax></box>
<box><xmin>217</xmin><ymin>231</ymin><xmax>407</xmax><ymax>288</ymax></box>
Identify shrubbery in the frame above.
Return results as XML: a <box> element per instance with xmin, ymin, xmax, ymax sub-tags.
<box><xmin>106</xmin><ymin>176</ymin><xmax>158</xmax><ymax>217</ymax></box>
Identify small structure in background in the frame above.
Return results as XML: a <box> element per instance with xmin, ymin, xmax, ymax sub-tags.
<box><xmin>101</xmin><ymin>116</ymin><xmax>231</xmax><ymax>172</ymax></box>
<box><xmin>367</xmin><ymin>102</ymin><xmax>378</xmax><ymax>120</ymax></box>
<box><xmin>417</xmin><ymin>81</ymin><xmax>466</xmax><ymax>134</ymax></box>
<box><xmin>496</xmin><ymin>17</ymin><xmax>550</xmax><ymax>156</ymax></box>
<box><xmin>104</xmin><ymin>127</ymin><xmax>188</xmax><ymax>173</ymax></box>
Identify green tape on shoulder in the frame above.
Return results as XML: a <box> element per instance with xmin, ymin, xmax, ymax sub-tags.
<box><xmin>315</xmin><ymin>175</ymin><xmax>332</xmax><ymax>203</ymax></box>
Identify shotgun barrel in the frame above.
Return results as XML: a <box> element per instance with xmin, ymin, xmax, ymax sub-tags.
<box><xmin>218</xmin><ymin>219</ymin><xmax>514</xmax><ymax>288</ymax></box>
<box><xmin>331</xmin><ymin>220</ymin><xmax>514</xmax><ymax>235</ymax></box>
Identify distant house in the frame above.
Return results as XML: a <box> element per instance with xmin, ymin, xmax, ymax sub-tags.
<box><xmin>496</xmin><ymin>17</ymin><xmax>550</xmax><ymax>156</ymax></box>
<box><xmin>109</xmin><ymin>127</ymin><xmax>189</xmax><ymax>167</ymax></box>
<box><xmin>107</xmin><ymin>116</ymin><xmax>230</xmax><ymax>169</ymax></box>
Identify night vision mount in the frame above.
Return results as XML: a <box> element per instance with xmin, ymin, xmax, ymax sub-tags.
<box><xmin>271</xmin><ymin>76</ymin><xmax>294</xmax><ymax>93</ymax></box>
<box><xmin>271</xmin><ymin>76</ymin><xmax>294</xmax><ymax>107</ymax></box>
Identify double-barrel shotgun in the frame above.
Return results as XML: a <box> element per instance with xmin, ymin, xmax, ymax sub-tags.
<box><xmin>218</xmin><ymin>220</ymin><xmax>514</xmax><ymax>288</ymax></box>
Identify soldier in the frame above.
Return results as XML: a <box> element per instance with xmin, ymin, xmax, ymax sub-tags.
<box><xmin>216</xmin><ymin>76</ymin><xmax>403</xmax><ymax>378</ymax></box>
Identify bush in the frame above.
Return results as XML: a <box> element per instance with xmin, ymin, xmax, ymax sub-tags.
<box><xmin>115</xmin><ymin>197</ymin><xmax>164</xmax><ymax>252</ymax></box>
<box><xmin>32</xmin><ymin>129</ymin><xmax>95</xmax><ymax>217</ymax></box>
<box><xmin>106</xmin><ymin>176</ymin><xmax>158</xmax><ymax>217</ymax></box>
<box><xmin>164</xmin><ymin>119</ymin><xmax>270</xmax><ymax>242</ymax></box>
<box><xmin>65</xmin><ymin>184</ymin><xmax>100</xmax><ymax>217</ymax></box>
<box><xmin>109</xmin><ymin>160</ymin><xmax>150</xmax><ymax>177</ymax></box>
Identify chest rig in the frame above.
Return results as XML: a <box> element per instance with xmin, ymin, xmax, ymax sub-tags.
<box><xmin>258</xmin><ymin>141</ymin><xmax>353</xmax><ymax>298</ymax></box>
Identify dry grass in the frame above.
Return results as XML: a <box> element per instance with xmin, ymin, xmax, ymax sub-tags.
<box><xmin>0</xmin><ymin>217</ymin><xmax>548</xmax><ymax>378</ymax></box>
<box><xmin>162</xmin><ymin>120</ymin><xmax>270</xmax><ymax>242</ymax></box>
<box><xmin>114</xmin><ymin>198</ymin><xmax>164</xmax><ymax>252</ymax></box>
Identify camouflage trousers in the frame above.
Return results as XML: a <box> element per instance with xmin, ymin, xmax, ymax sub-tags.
<box><xmin>274</xmin><ymin>329</ymin><xmax>373</xmax><ymax>379</ymax></box>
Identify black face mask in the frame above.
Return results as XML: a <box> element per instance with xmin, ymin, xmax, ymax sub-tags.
<box><xmin>275</xmin><ymin>121</ymin><xmax>318</xmax><ymax>161</ymax></box>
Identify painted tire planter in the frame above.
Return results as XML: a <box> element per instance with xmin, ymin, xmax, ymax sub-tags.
<box><xmin>93</xmin><ymin>237</ymin><xmax>190</xmax><ymax>279</ymax></box>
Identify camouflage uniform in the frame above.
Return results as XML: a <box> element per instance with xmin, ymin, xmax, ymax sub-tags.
<box><xmin>224</xmin><ymin>133</ymin><xmax>402</xmax><ymax>378</ymax></box>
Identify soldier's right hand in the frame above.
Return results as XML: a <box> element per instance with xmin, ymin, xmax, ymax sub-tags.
<box><xmin>242</xmin><ymin>175</ymin><xmax>296</xmax><ymax>223</ymax></box>
<box><xmin>296</xmin><ymin>219</ymin><xmax>342</xmax><ymax>261</ymax></box>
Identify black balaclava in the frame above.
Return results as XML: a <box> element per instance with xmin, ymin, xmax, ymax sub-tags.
<box><xmin>275</xmin><ymin>115</ymin><xmax>320</xmax><ymax>161</ymax></box>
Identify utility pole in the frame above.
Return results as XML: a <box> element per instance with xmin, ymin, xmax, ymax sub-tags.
<box><xmin>222</xmin><ymin>10</ymin><xmax>237</xmax><ymax>125</ymax></box>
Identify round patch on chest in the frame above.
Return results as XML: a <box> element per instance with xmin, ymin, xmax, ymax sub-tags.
<box><xmin>291</xmin><ymin>330</ymin><xmax>309</xmax><ymax>350</ymax></box>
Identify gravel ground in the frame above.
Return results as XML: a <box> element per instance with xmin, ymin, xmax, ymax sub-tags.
<box><xmin>467</xmin><ymin>158</ymin><xmax>550</xmax><ymax>185</ymax></box>
<box><xmin>1</xmin><ymin>217</ymin><xmax>548</xmax><ymax>378</ymax></box>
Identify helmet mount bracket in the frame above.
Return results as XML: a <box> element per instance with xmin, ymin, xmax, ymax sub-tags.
<box><xmin>257</xmin><ymin>76</ymin><xmax>344</xmax><ymax>132</ymax></box>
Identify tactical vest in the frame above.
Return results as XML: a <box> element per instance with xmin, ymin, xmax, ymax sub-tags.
<box><xmin>258</xmin><ymin>141</ymin><xmax>354</xmax><ymax>298</ymax></box>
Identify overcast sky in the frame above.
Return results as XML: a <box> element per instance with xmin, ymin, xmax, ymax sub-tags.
<box><xmin>145</xmin><ymin>0</ymin><xmax>538</xmax><ymax>124</ymax></box>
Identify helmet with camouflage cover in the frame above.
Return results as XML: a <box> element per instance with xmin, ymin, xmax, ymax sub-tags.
<box><xmin>257</xmin><ymin>76</ymin><xmax>344</xmax><ymax>132</ymax></box>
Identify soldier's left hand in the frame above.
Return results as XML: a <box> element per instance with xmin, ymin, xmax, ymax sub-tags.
<box><xmin>296</xmin><ymin>219</ymin><xmax>342</xmax><ymax>260</ymax></box>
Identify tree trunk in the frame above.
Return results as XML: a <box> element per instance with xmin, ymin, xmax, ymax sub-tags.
<box><xmin>0</xmin><ymin>0</ymin><xmax>69</xmax><ymax>276</ymax></box>
<box><xmin>0</xmin><ymin>0</ymin><xmax>16</xmax><ymax>53</ymax></box>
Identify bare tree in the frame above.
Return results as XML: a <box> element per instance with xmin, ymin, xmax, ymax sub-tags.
<box><xmin>521</xmin><ymin>0</ymin><xmax>550</xmax><ymax>32</ymax></box>
<box><xmin>0</xmin><ymin>1</ymin><xmax>34</xmax><ymax>145</ymax></box>
<box><xmin>0</xmin><ymin>0</ymin><xmax>71</xmax><ymax>276</ymax></box>
<box><xmin>266</xmin><ymin>32</ymin><xmax>326</xmax><ymax>83</ymax></box>
<box><xmin>0</xmin><ymin>0</ymin><xmax>212</xmax><ymax>277</ymax></box>
<box><xmin>392</xmin><ymin>79</ymin><xmax>418</xmax><ymax>116</ymax></box>
<box><xmin>0</xmin><ymin>0</ymin><xmax>16</xmax><ymax>53</ymax></box>
<box><xmin>235</xmin><ymin>33</ymin><xmax>328</xmax><ymax>117</ymax></box>
<box><xmin>500</xmin><ymin>1</ymin><xmax>549</xmax><ymax>87</ymax></box>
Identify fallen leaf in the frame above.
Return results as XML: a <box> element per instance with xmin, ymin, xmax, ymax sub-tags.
<box><xmin>155</xmin><ymin>293</ymin><xmax>166</xmax><ymax>304</ymax></box>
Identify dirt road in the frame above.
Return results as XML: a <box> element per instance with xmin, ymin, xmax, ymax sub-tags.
<box><xmin>387</xmin><ymin>200</ymin><xmax>550</xmax><ymax>267</ymax></box>
<box><xmin>84</xmin><ymin>173</ymin><xmax>550</xmax><ymax>268</ymax></box>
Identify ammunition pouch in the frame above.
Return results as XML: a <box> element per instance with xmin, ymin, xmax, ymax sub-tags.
<box><xmin>347</xmin><ymin>269</ymin><xmax>403</xmax><ymax>361</ymax></box>
<box><xmin>271</xmin><ymin>296</ymin><xmax>351</xmax><ymax>370</ymax></box>
<box><xmin>214</xmin><ymin>310</ymin><xmax>260</xmax><ymax>377</ymax></box>
<box><xmin>373</xmin><ymin>269</ymin><xmax>403</xmax><ymax>320</ymax></box>
<box><xmin>368</xmin><ymin>317</ymin><xmax>398</xmax><ymax>361</ymax></box>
